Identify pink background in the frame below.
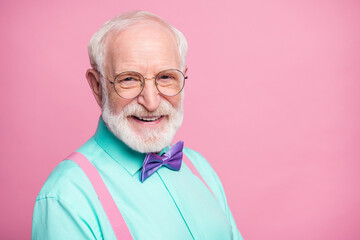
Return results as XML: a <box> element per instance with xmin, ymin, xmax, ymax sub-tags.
<box><xmin>1</xmin><ymin>0</ymin><xmax>359</xmax><ymax>239</ymax></box>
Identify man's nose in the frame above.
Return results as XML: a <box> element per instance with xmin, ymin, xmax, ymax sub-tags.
<box><xmin>137</xmin><ymin>78</ymin><xmax>161</xmax><ymax>112</ymax></box>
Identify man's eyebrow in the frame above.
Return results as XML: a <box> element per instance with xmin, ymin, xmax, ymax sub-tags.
<box><xmin>113</xmin><ymin>70</ymin><xmax>137</xmax><ymax>76</ymax></box>
<box><xmin>112</xmin><ymin>67</ymin><xmax>178</xmax><ymax>77</ymax></box>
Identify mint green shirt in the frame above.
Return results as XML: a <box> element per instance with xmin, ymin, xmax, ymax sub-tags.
<box><xmin>32</xmin><ymin>118</ymin><xmax>243</xmax><ymax>240</ymax></box>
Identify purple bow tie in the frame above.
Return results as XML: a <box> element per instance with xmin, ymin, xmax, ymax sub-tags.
<box><xmin>140</xmin><ymin>141</ymin><xmax>184</xmax><ymax>182</ymax></box>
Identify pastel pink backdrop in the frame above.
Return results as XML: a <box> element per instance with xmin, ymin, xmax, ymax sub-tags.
<box><xmin>1</xmin><ymin>0</ymin><xmax>359</xmax><ymax>239</ymax></box>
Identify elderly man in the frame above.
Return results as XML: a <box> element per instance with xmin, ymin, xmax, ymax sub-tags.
<box><xmin>32</xmin><ymin>11</ymin><xmax>243</xmax><ymax>240</ymax></box>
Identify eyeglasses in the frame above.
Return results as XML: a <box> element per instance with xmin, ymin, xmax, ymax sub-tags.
<box><xmin>107</xmin><ymin>69</ymin><xmax>187</xmax><ymax>99</ymax></box>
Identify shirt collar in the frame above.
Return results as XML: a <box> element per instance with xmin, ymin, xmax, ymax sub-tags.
<box><xmin>94</xmin><ymin>117</ymin><xmax>145</xmax><ymax>176</ymax></box>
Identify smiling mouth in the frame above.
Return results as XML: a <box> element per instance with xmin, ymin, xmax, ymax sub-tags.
<box><xmin>131</xmin><ymin>115</ymin><xmax>164</xmax><ymax>122</ymax></box>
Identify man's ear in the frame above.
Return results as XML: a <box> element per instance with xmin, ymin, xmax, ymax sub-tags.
<box><xmin>184</xmin><ymin>66</ymin><xmax>188</xmax><ymax>75</ymax></box>
<box><xmin>86</xmin><ymin>69</ymin><xmax>103</xmax><ymax>107</ymax></box>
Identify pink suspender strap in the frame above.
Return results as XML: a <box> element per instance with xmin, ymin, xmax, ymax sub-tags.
<box><xmin>182</xmin><ymin>154</ymin><xmax>216</xmax><ymax>199</ymax></box>
<box><xmin>66</xmin><ymin>152</ymin><xmax>132</xmax><ymax>240</ymax></box>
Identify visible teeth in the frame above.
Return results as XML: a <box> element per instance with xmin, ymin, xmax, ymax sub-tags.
<box><xmin>136</xmin><ymin>116</ymin><xmax>162</xmax><ymax>122</ymax></box>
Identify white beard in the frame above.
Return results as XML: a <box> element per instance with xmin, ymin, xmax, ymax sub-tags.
<box><xmin>101</xmin><ymin>95</ymin><xmax>183</xmax><ymax>153</ymax></box>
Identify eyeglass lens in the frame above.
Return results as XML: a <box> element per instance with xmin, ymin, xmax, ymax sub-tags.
<box><xmin>113</xmin><ymin>69</ymin><xmax>185</xmax><ymax>99</ymax></box>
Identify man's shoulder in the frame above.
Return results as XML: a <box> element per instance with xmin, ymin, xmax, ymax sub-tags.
<box><xmin>36</xmin><ymin>159</ymin><xmax>91</xmax><ymax>201</ymax></box>
<box><xmin>36</xmin><ymin>137</ymin><xmax>101</xmax><ymax>202</ymax></box>
<box><xmin>32</xmin><ymin>138</ymin><xmax>109</xmax><ymax>239</ymax></box>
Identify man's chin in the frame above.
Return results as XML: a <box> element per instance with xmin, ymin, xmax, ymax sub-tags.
<box><xmin>126</xmin><ymin>123</ymin><xmax>174</xmax><ymax>153</ymax></box>
<box><xmin>125</xmin><ymin>134</ymin><xmax>174</xmax><ymax>153</ymax></box>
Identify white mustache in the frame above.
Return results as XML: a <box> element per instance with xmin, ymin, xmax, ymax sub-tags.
<box><xmin>121</xmin><ymin>101</ymin><xmax>174</xmax><ymax>118</ymax></box>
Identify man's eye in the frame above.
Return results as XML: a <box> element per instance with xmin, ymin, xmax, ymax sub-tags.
<box><xmin>160</xmin><ymin>75</ymin><xmax>171</xmax><ymax>79</ymax></box>
<box><xmin>123</xmin><ymin>77</ymin><xmax>136</xmax><ymax>81</ymax></box>
<box><xmin>117</xmin><ymin>75</ymin><xmax>141</xmax><ymax>88</ymax></box>
<box><xmin>158</xmin><ymin>75</ymin><xmax>175</xmax><ymax>81</ymax></box>
<box><xmin>117</xmin><ymin>76</ymin><xmax>140</xmax><ymax>83</ymax></box>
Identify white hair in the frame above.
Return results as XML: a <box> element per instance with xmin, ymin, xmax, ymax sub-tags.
<box><xmin>88</xmin><ymin>10</ymin><xmax>188</xmax><ymax>76</ymax></box>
